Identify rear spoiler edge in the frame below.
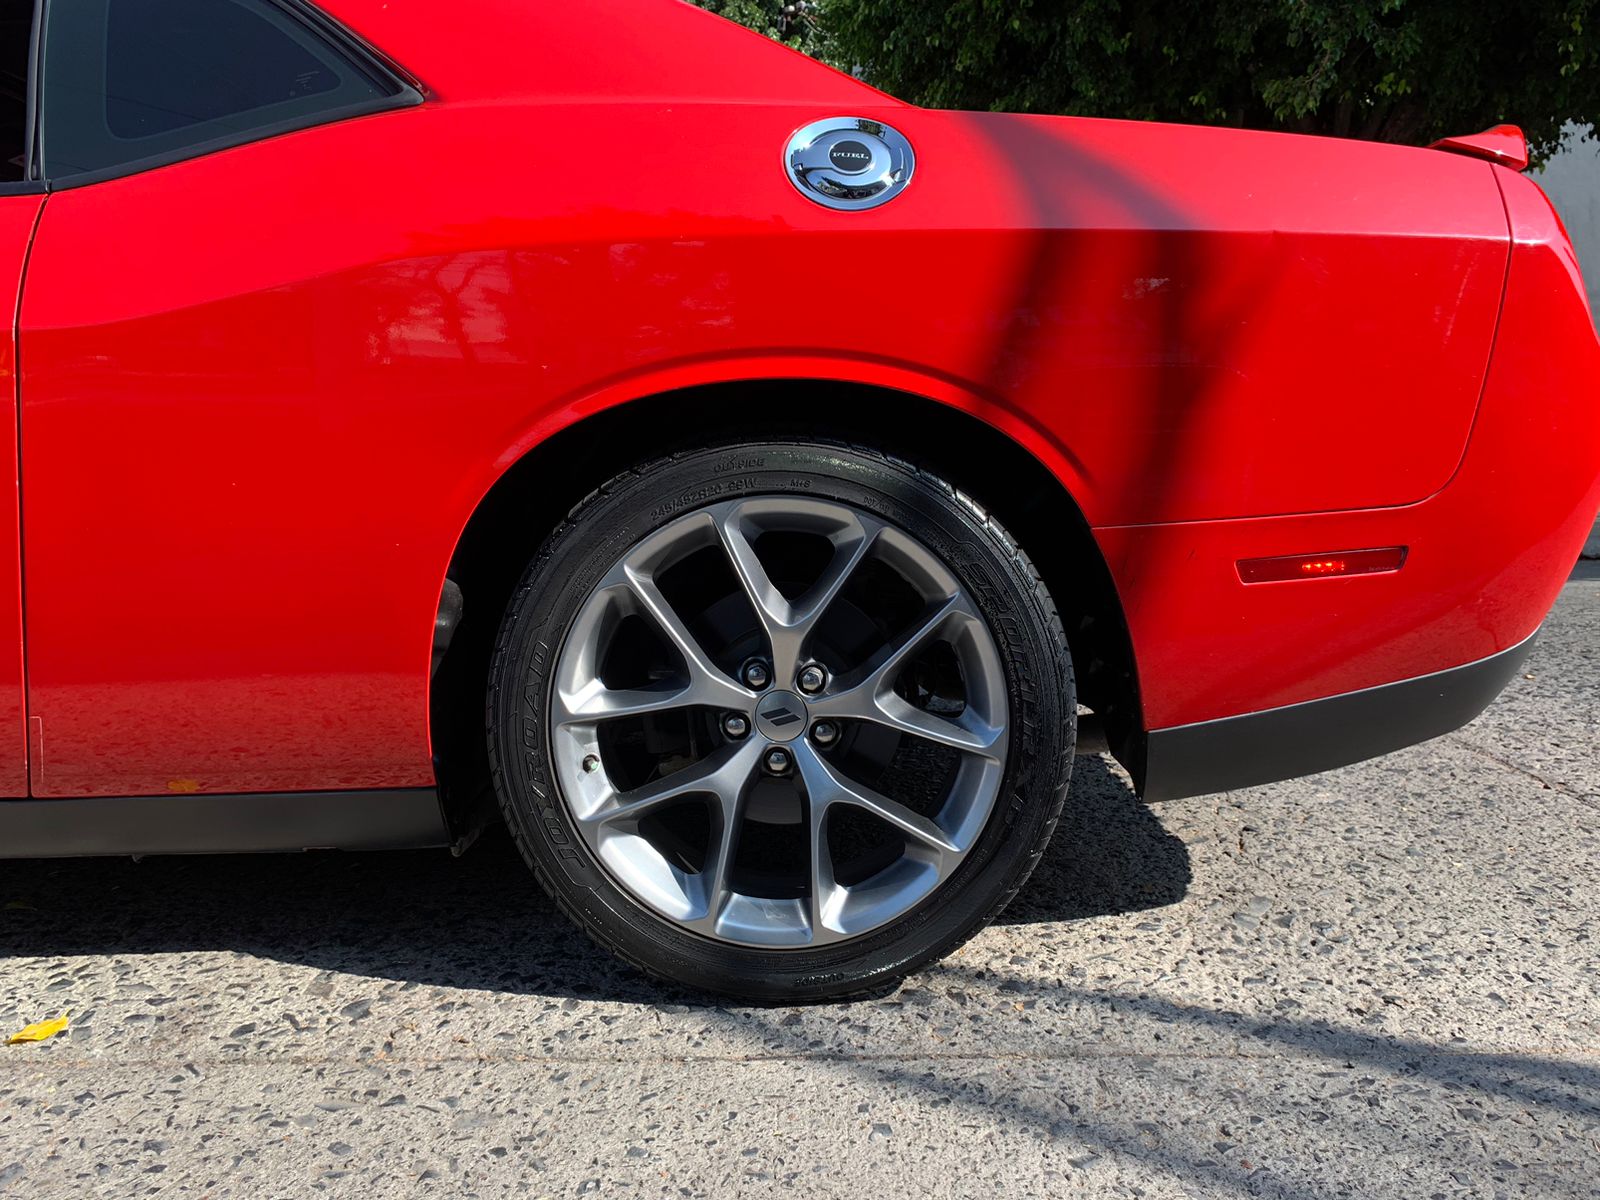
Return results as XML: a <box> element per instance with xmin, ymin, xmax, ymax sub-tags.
<box><xmin>1429</xmin><ymin>125</ymin><xmax>1529</xmax><ymax>171</ymax></box>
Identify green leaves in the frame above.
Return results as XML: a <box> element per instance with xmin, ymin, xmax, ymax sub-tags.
<box><xmin>692</xmin><ymin>0</ymin><xmax>1600</xmax><ymax>166</ymax></box>
<box><xmin>694</xmin><ymin>0</ymin><xmax>831</xmax><ymax>57</ymax></box>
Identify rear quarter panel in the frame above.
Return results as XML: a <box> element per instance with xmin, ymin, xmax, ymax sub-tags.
<box><xmin>1097</xmin><ymin>165</ymin><xmax>1600</xmax><ymax>730</ymax></box>
<box><xmin>16</xmin><ymin>95</ymin><xmax>1512</xmax><ymax>795</ymax></box>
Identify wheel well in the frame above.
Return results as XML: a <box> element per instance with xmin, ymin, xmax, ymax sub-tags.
<box><xmin>431</xmin><ymin>382</ymin><xmax>1145</xmax><ymax>835</ymax></box>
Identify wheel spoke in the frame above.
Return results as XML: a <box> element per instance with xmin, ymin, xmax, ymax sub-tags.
<box><xmin>807</xmin><ymin>594</ymin><xmax>1005</xmax><ymax>762</ymax></box>
<box><xmin>795</xmin><ymin>742</ymin><xmax>959</xmax><ymax>859</ymax></box>
<box><xmin>791</xmin><ymin>520</ymin><xmax>879</xmax><ymax>637</ymax></box>
<box><xmin>715</xmin><ymin>504</ymin><xmax>878</xmax><ymax>682</ymax></box>
<box><xmin>852</xmin><ymin>593</ymin><xmax>967</xmax><ymax>688</ymax></box>
<box><xmin>806</xmin><ymin>785</ymin><xmax>844</xmax><ymax>944</ymax></box>
<box><xmin>619</xmin><ymin>568</ymin><xmax>753</xmax><ymax>712</ymax></box>
<box><xmin>554</xmin><ymin>679</ymin><xmax>697</xmax><ymax>722</ymax></box>
<box><xmin>588</xmin><ymin>739</ymin><xmax>760</xmax><ymax>830</ymax></box>
<box><xmin>689</xmin><ymin>805</ymin><xmax>741</xmax><ymax>929</ymax></box>
<box><xmin>681</xmin><ymin>745</ymin><xmax>762</xmax><ymax>930</ymax></box>
<box><xmin>862</xmin><ymin>693</ymin><xmax>1004</xmax><ymax>757</ymax></box>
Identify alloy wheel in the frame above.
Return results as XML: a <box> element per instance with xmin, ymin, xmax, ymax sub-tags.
<box><xmin>548</xmin><ymin>496</ymin><xmax>1010</xmax><ymax>948</ymax></box>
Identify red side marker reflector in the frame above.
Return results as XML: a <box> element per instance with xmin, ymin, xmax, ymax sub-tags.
<box><xmin>1238</xmin><ymin>547</ymin><xmax>1408</xmax><ymax>584</ymax></box>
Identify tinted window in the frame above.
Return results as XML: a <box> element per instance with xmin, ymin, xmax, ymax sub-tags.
<box><xmin>40</xmin><ymin>0</ymin><xmax>404</xmax><ymax>180</ymax></box>
<box><xmin>0</xmin><ymin>0</ymin><xmax>36</xmax><ymax>183</ymax></box>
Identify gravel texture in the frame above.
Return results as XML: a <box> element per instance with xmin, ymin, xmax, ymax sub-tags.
<box><xmin>0</xmin><ymin>566</ymin><xmax>1595</xmax><ymax>1198</ymax></box>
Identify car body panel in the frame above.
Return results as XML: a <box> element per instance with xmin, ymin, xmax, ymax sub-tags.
<box><xmin>1096</xmin><ymin>164</ymin><xmax>1600</xmax><ymax>734</ymax></box>
<box><xmin>8</xmin><ymin>0</ymin><xmax>1598</xmax><ymax>804</ymax></box>
<box><xmin>0</xmin><ymin>196</ymin><xmax>37</xmax><ymax>797</ymax></box>
<box><xmin>16</xmin><ymin>93</ymin><xmax>1508</xmax><ymax>797</ymax></box>
<box><xmin>320</xmin><ymin>0</ymin><xmax>898</xmax><ymax>108</ymax></box>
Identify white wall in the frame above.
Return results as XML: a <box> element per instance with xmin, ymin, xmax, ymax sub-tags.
<box><xmin>1533</xmin><ymin>125</ymin><xmax>1600</xmax><ymax>316</ymax></box>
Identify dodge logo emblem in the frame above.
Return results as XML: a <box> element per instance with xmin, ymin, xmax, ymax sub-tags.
<box><xmin>754</xmin><ymin>691</ymin><xmax>808</xmax><ymax>742</ymax></box>
<box><xmin>761</xmin><ymin>703</ymin><xmax>802</xmax><ymax>727</ymax></box>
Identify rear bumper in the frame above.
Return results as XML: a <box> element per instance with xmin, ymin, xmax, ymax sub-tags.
<box><xmin>1142</xmin><ymin>629</ymin><xmax>1537</xmax><ymax>801</ymax></box>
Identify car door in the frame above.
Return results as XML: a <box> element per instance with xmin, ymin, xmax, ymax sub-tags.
<box><xmin>18</xmin><ymin>0</ymin><xmax>429</xmax><ymax>798</ymax></box>
<box><xmin>0</xmin><ymin>192</ymin><xmax>39</xmax><ymax>798</ymax></box>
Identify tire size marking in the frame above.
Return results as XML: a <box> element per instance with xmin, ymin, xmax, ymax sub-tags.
<box><xmin>648</xmin><ymin>476</ymin><xmax>763</xmax><ymax>521</ymax></box>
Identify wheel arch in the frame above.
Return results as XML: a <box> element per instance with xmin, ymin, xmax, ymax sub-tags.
<box><xmin>430</xmin><ymin>379</ymin><xmax>1146</xmax><ymax>837</ymax></box>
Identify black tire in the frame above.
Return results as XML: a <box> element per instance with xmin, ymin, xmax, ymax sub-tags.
<box><xmin>487</xmin><ymin>440</ymin><xmax>1075</xmax><ymax>1001</ymax></box>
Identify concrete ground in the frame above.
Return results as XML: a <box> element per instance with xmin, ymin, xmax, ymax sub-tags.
<box><xmin>0</xmin><ymin>565</ymin><xmax>1596</xmax><ymax>1199</ymax></box>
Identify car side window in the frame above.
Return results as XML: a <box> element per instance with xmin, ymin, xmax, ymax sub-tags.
<box><xmin>38</xmin><ymin>0</ymin><xmax>413</xmax><ymax>183</ymax></box>
<box><xmin>0</xmin><ymin>1</ymin><xmax>39</xmax><ymax>186</ymax></box>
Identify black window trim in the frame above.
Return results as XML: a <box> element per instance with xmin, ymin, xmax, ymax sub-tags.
<box><xmin>23</xmin><ymin>0</ymin><xmax>424</xmax><ymax>192</ymax></box>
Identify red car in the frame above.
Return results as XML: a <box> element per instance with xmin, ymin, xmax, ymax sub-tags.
<box><xmin>0</xmin><ymin>0</ymin><xmax>1595</xmax><ymax>999</ymax></box>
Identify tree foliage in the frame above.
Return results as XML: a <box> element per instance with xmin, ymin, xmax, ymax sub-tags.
<box><xmin>693</xmin><ymin>0</ymin><xmax>831</xmax><ymax>59</ymax></box>
<box><xmin>698</xmin><ymin>0</ymin><xmax>1600</xmax><ymax>166</ymax></box>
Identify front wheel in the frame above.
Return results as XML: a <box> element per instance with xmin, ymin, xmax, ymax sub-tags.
<box><xmin>487</xmin><ymin>441</ymin><xmax>1074</xmax><ymax>1001</ymax></box>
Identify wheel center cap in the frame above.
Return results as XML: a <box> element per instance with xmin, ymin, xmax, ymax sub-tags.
<box><xmin>754</xmin><ymin>690</ymin><xmax>808</xmax><ymax>743</ymax></box>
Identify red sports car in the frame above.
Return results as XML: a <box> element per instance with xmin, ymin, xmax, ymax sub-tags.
<box><xmin>0</xmin><ymin>0</ymin><xmax>1595</xmax><ymax>999</ymax></box>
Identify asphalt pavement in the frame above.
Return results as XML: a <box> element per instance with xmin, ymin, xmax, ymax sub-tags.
<box><xmin>0</xmin><ymin>563</ymin><xmax>1596</xmax><ymax>1198</ymax></box>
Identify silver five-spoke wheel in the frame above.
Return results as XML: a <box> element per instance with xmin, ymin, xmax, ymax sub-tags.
<box><xmin>550</xmin><ymin>497</ymin><xmax>1009</xmax><ymax>948</ymax></box>
<box><xmin>490</xmin><ymin>441</ymin><xmax>1073</xmax><ymax>1000</ymax></box>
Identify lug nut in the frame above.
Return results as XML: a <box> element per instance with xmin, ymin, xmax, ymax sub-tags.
<box><xmin>722</xmin><ymin>713</ymin><xmax>750</xmax><ymax>740</ymax></box>
<box><xmin>797</xmin><ymin>664</ymin><xmax>827</xmax><ymax>694</ymax></box>
<box><xmin>742</xmin><ymin>659</ymin><xmax>772</xmax><ymax>689</ymax></box>
<box><xmin>763</xmin><ymin>747</ymin><xmax>793</xmax><ymax>775</ymax></box>
<box><xmin>810</xmin><ymin>720</ymin><xmax>839</xmax><ymax>747</ymax></box>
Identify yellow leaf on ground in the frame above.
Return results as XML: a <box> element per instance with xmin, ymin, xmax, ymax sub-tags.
<box><xmin>7</xmin><ymin>1012</ymin><xmax>69</xmax><ymax>1044</ymax></box>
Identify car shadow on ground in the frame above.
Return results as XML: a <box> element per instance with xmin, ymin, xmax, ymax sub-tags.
<box><xmin>0</xmin><ymin>755</ymin><xmax>1188</xmax><ymax>1003</ymax></box>
<box><xmin>8</xmin><ymin>757</ymin><xmax>1595</xmax><ymax>1198</ymax></box>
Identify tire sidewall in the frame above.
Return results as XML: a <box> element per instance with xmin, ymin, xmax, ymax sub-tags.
<box><xmin>489</xmin><ymin>442</ymin><xmax>1073</xmax><ymax>1000</ymax></box>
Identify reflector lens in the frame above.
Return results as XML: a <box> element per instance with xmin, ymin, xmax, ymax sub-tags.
<box><xmin>1238</xmin><ymin>547</ymin><xmax>1407</xmax><ymax>584</ymax></box>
